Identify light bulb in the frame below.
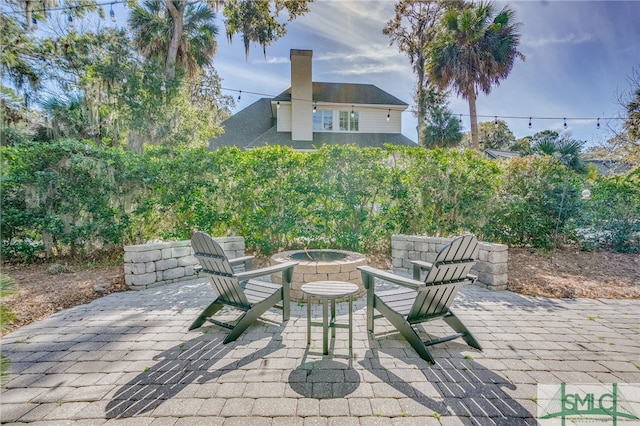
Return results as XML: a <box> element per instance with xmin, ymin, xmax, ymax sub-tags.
<box><xmin>276</xmin><ymin>101</ymin><xmax>280</xmax><ymax>109</ymax></box>
<box><xmin>110</xmin><ymin>6</ymin><xmax>116</xmax><ymax>22</ymax></box>
<box><xmin>68</xmin><ymin>14</ymin><xmax>74</xmax><ymax>27</ymax></box>
<box><xmin>386</xmin><ymin>109</ymin><xmax>391</xmax><ymax>121</ymax></box>
<box><xmin>596</xmin><ymin>118</ymin><xmax>600</xmax><ymax>129</ymax></box>
<box><xmin>528</xmin><ymin>117</ymin><xmax>532</xmax><ymax>128</ymax></box>
<box><xmin>31</xmin><ymin>17</ymin><xmax>38</xmax><ymax>30</ymax></box>
<box><xmin>237</xmin><ymin>91</ymin><xmax>241</xmax><ymax>101</ymax></box>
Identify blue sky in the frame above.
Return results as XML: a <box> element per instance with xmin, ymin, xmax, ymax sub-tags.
<box><xmin>212</xmin><ymin>0</ymin><xmax>640</xmax><ymax>147</ymax></box>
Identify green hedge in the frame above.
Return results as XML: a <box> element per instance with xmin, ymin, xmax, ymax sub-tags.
<box><xmin>1</xmin><ymin>140</ymin><xmax>638</xmax><ymax>261</ymax></box>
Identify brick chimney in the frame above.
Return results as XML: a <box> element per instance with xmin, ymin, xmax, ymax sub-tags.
<box><xmin>290</xmin><ymin>49</ymin><xmax>313</xmax><ymax>141</ymax></box>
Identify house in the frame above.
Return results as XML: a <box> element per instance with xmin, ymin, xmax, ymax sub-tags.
<box><xmin>209</xmin><ymin>49</ymin><xmax>417</xmax><ymax>151</ymax></box>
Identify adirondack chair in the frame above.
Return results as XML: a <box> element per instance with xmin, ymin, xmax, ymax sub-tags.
<box><xmin>358</xmin><ymin>234</ymin><xmax>482</xmax><ymax>364</ymax></box>
<box><xmin>189</xmin><ymin>231</ymin><xmax>298</xmax><ymax>343</ymax></box>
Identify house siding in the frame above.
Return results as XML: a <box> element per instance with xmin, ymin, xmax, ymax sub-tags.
<box><xmin>300</xmin><ymin>104</ymin><xmax>401</xmax><ymax>135</ymax></box>
<box><xmin>277</xmin><ymin>104</ymin><xmax>292</xmax><ymax>132</ymax></box>
<box><xmin>358</xmin><ymin>106</ymin><xmax>402</xmax><ymax>134</ymax></box>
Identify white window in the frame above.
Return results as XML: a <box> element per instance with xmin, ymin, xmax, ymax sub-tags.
<box><xmin>313</xmin><ymin>110</ymin><xmax>333</xmax><ymax>131</ymax></box>
<box><xmin>339</xmin><ymin>111</ymin><xmax>359</xmax><ymax>131</ymax></box>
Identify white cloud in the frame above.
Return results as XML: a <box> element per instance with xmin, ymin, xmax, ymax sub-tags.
<box><xmin>523</xmin><ymin>33</ymin><xmax>594</xmax><ymax>48</ymax></box>
<box><xmin>259</xmin><ymin>56</ymin><xmax>290</xmax><ymax>65</ymax></box>
<box><xmin>326</xmin><ymin>62</ymin><xmax>408</xmax><ymax>76</ymax></box>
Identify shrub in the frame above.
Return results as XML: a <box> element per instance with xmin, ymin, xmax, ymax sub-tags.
<box><xmin>575</xmin><ymin>169</ymin><xmax>640</xmax><ymax>253</ymax></box>
<box><xmin>3</xmin><ymin>139</ymin><xmax>635</xmax><ymax>259</ymax></box>
<box><xmin>483</xmin><ymin>156</ymin><xmax>582</xmax><ymax>249</ymax></box>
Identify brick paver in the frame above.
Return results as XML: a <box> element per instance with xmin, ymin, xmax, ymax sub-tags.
<box><xmin>1</xmin><ymin>277</ymin><xmax>639</xmax><ymax>424</ymax></box>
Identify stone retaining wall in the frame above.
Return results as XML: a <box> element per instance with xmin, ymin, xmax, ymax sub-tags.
<box><xmin>391</xmin><ymin>235</ymin><xmax>508</xmax><ymax>291</ymax></box>
<box><xmin>124</xmin><ymin>237</ymin><xmax>245</xmax><ymax>290</ymax></box>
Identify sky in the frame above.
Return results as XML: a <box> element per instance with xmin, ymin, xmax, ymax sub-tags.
<box><xmin>210</xmin><ymin>0</ymin><xmax>640</xmax><ymax>147</ymax></box>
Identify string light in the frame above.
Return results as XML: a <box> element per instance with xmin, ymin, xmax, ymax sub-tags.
<box><xmin>31</xmin><ymin>17</ymin><xmax>38</xmax><ymax>30</ymax></box>
<box><xmin>313</xmin><ymin>102</ymin><xmax>317</xmax><ymax>113</ymax></box>
<box><xmin>563</xmin><ymin>117</ymin><xmax>567</xmax><ymax>129</ymax></box>
<box><xmin>386</xmin><ymin>109</ymin><xmax>391</xmax><ymax>121</ymax></box>
<box><xmin>597</xmin><ymin>118</ymin><xmax>600</xmax><ymax>129</ymax></box>
<box><xmin>110</xmin><ymin>5</ymin><xmax>116</xmax><ymax>22</ymax></box>
<box><xmin>494</xmin><ymin>116</ymin><xmax>498</xmax><ymax>127</ymax></box>
<box><xmin>276</xmin><ymin>101</ymin><xmax>280</xmax><ymax>109</ymax></box>
<box><xmin>351</xmin><ymin>106</ymin><xmax>355</xmax><ymax>118</ymax></box>
<box><xmin>67</xmin><ymin>14</ymin><xmax>74</xmax><ymax>27</ymax></box>
<box><xmin>237</xmin><ymin>90</ymin><xmax>241</xmax><ymax>101</ymax></box>
<box><xmin>214</xmin><ymin>87</ymin><xmax>624</xmax><ymax>126</ymax></box>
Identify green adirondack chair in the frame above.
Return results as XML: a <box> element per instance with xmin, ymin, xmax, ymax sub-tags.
<box><xmin>189</xmin><ymin>231</ymin><xmax>297</xmax><ymax>343</ymax></box>
<box><xmin>358</xmin><ymin>234</ymin><xmax>482</xmax><ymax>364</ymax></box>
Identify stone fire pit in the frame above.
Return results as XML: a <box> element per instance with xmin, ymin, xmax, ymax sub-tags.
<box><xmin>270</xmin><ymin>249</ymin><xmax>368</xmax><ymax>301</ymax></box>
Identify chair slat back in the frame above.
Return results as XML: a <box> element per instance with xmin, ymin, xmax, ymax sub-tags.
<box><xmin>191</xmin><ymin>231</ymin><xmax>249</xmax><ymax>307</ymax></box>
<box><xmin>433</xmin><ymin>234</ymin><xmax>478</xmax><ymax>264</ymax></box>
<box><xmin>409</xmin><ymin>235</ymin><xmax>478</xmax><ymax>320</ymax></box>
<box><xmin>408</xmin><ymin>282</ymin><xmax>462</xmax><ymax>321</ymax></box>
<box><xmin>423</xmin><ymin>261</ymin><xmax>475</xmax><ymax>285</ymax></box>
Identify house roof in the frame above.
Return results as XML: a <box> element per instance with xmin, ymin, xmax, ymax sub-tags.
<box><xmin>484</xmin><ymin>149</ymin><xmax>521</xmax><ymax>160</ymax></box>
<box><xmin>210</xmin><ymin>84</ymin><xmax>417</xmax><ymax>150</ymax></box>
<box><xmin>273</xmin><ymin>82</ymin><xmax>408</xmax><ymax>106</ymax></box>
<box><xmin>584</xmin><ymin>159</ymin><xmax>634</xmax><ymax>176</ymax></box>
<box><xmin>211</xmin><ymin>98</ymin><xmax>275</xmax><ymax>149</ymax></box>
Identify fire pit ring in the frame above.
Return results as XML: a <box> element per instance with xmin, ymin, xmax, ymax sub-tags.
<box><xmin>270</xmin><ymin>249</ymin><xmax>368</xmax><ymax>301</ymax></box>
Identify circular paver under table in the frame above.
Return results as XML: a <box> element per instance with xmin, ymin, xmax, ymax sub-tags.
<box><xmin>301</xmin><ymin>281</ymin><xmax>359</xmax><ymax>357</ymax></box>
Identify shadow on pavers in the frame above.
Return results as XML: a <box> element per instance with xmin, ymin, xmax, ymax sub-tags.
<box><xmin>360</xmin><ymin>332</ymin><xmax>535</xmax><ymax>423</ymax></box>
<box><xmin>288</xmin><ymin>358</ymin><xmax>360</xmax><ymax>398</ymax></box>
<box><xmin>105</xmin><ymin>331</ymin><xmax>284</xmax><ymax>419</ymax></box>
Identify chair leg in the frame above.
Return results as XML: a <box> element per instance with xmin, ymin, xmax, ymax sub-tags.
<box><xmin>374</xmin><ymin>298</ymin><xmax>436</xmax><ymax>364</ymax></box>
<box><xmin>223</xmin><ymin>290</ymin><xmax>284</xmax><ymax>344</ymax></box>
<box><xmin>443</xmin><ymin>310</ymin><xmax>482</xmax><ymax>351</ymax></box>
<box><xmin>189</xmin><ymin>301</ymin><xmax>224</xmax><ymax>331</ymax></box>
<box><xmin>366</xmin><ymin>277</ymin><xmax>375</xmax><ymax>333</ymax></box>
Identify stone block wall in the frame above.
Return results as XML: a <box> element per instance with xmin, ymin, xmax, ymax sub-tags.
<box><xmin>391</xmin><ymin>235</ymin><xmax>508</xmax><ymax>291</ymax></box>
<box><xmin>124</xmin><ymin>237</ymin><xmax>245</xmax><ymax>290</ymax></box>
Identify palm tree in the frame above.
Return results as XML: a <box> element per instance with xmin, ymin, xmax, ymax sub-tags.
<box><xmin>129</xmin><ymin>1</ymin><xmax>218</xmax><ymax>80</ymax></box>
<box><xmin>530</xmin><ymin>130</ymin><xmax>586</xmax><ymax>173</ymax></box>
<box><xmin>427</xmin><ymin>1</ymin><xmax>524</xmax><ymax>150</ymax></box>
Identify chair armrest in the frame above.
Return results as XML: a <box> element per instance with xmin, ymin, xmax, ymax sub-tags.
<box><xmin>358</xmin><ymin>266</ymin><xmax>424</xmax><ymax>291</ymax></box>
<box><xmin>410</xmin><ymin>260</ymin><xmax>433</xmax><ymax>269</ymax></box>
<box><xmin>410</xmin><ymin>260</ymin><xmax>433</xmax><ymax>280</ymax></box>
<box><xmin>229</xmin><ymin>255</ymin><xmax>254</xmax><ymax>270</ymax></box>
<box><xmin>234</xmin><ymin>261</ymin><xmax>298</xmax><ymax>281</ymax></box>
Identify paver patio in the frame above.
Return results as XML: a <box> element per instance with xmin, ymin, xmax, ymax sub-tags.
<box><xmin>1</xmin><ymin>277</ymin><xmax>639</xmax><ymax>425</ymax></box>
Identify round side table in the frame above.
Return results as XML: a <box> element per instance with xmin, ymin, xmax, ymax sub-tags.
<box><xmin>301</xmin><ymin>281</ymin><xmax>359</xmax><ymax>357</ymax></box>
